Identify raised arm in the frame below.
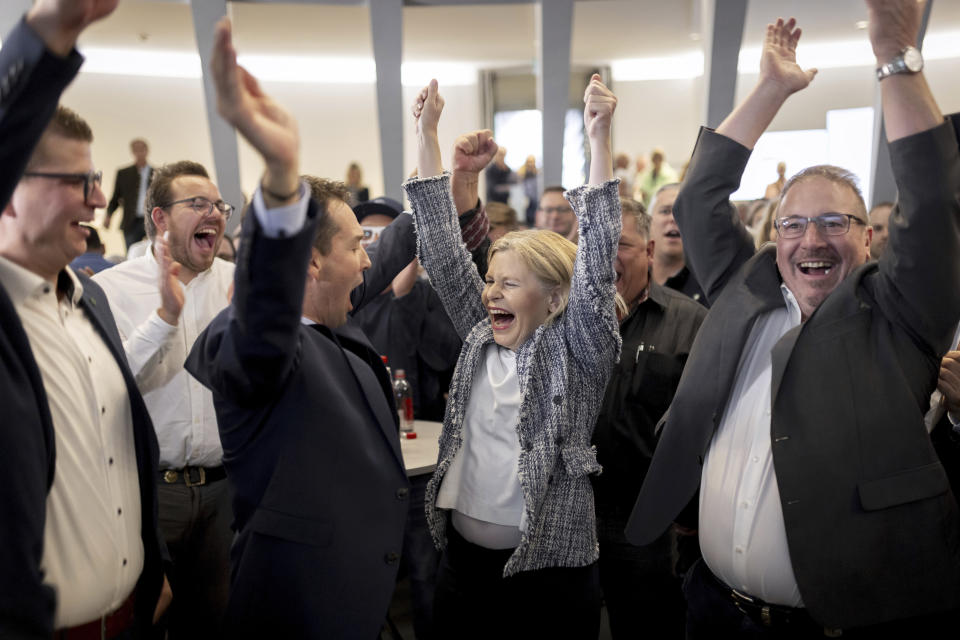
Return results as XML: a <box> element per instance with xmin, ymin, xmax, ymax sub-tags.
<box><xmin>403</xmin><ymin>82</ymin><xmax>488</xmax><ymax>338</ymax></box>
<box><xmin>715</xmin><ymin>18</ymin><xmax>817</xmax><ymax>148</ymax></box>
<box><xmin>675</xmin><ymin>18</ymin><xmax>815</xmax><ymax>301</ymax></box>
<box><xmin>564</xmin><ymin>75</ymin><xmax>622</xmax><ymax>373</ymax></box>
<box><xmin>186</xmin><ymin>17</ymin><xmax>309</xmax><ymax>405</ymax></box>
<box><xmin>867</xmin><ymin>0</ymin><xmax>960</xmax><ymax>353</ymax></box>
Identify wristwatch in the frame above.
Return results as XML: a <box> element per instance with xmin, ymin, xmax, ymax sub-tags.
<box><xmin>876</xmin><ymin>46</ymin><xmax>924</xmax><ymax>80</ymax></box>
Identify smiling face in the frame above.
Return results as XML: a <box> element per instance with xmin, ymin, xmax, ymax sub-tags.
<box><xmin>776</xmin><ymin>176</ymin><xmax>871</xmax><ymax>320</ymax></box>
<box><xmin>482</xmin><ymin>249</ymin><xmax>557</xmax><ymax>351</ymax></box>
<box><xmin>2</xmin><ymin>134</ymin><xmax>105</xmax><ymax>280</ymax></box>
<box><xmin>649</xmin><ymin>185</ymin><xmax>681</xmax><ymax>261</ymax></box>
<box><xmin>152</xmin><ymin>175</ymin><xmax>225</xmax><ymax>279</ymax></box>
<box><xmin>307</xmin><ymin>199</ymin><xmax>371</xmax><ymax>328</ymax></box>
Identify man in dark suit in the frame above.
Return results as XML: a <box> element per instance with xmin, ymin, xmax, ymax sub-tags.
<box><xmin>105</xmin><ymin>137</ymin><xmax>153</xmax><ymax>250</ymax></box>
<box><xmin>185</xmin><ymin>18</ymin><xmax>409</xmax><ymax>638</ymax></box>
<box><xmin>628</xmin><ymin>1</ymin><xmax>960</xmax><ymax>636</ymax></box>
<box><xmin>0</xmin><ymin>2</ymin><xmax>166</xmax><ymax>637</ymax></box>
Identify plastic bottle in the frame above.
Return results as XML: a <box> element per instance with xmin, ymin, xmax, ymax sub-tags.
<box><xmin>393</xmin><ymin>369</ymin><xmax>415</xmax><ymax>435</ymax></box>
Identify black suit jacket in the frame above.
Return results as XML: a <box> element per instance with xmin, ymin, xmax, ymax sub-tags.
<box><xmin>0</xmin><ymin>18</ymin><xmax>164</xmax><ymax>638</ymax></box>
<box><xmin>628</xmin><ymin>120</ymin><xmax>960</xmax><ymax>628</ymax></box>
<box><xmin>186</xmin><ymin>198</ymin><xmax>413</xmax><ymax>638</ymax></box>
<box><xmin>107</xmin><ymin>164</ymin><xmax>153</xmax><ymax>234</ymax></box>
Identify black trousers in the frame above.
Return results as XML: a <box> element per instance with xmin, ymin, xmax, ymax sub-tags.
<box><xmin>157</xmin><ymin>477</ymin><xmax>234</xmax><ymax>639</ymax></box>
<box><xmin>684</xmin><ymin>558</ymin><xmax>958</xmax><ymax>639</ymax></box>
<box><xmin>596</xmin><ymin>503</ymin><xmax>685</xmax><ymax>639</ymax></box>
<box><xmin>433</xmin><ymin>522</ymin><xmax>601</xmax><ymax>640</ymax></box>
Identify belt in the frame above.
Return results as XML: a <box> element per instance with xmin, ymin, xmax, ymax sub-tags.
<box><xmin>703</xmin><ymin>565</ymin><xmax>842</xmax><ymax>637</ymax></box>
<box><xmin>55</xmin><ymin>591</ymin><xmax>135</xmax><ymax>640</ymax></box>
<box><xmin>160</xmin><ymin>465</ymin><xmax>226</xmax><ymax>486</ymax></box>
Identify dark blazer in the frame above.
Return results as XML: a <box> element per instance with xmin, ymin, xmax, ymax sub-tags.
<box><xmin>107</xmin><ymin>164</ymin><xmax>153</xmax><ymax>235</ymax></box>
<box><xmin>628</xmin><ymin>120</ymin><xmax>960</xmax><ymax>629</ymax></box>
<box><xmin>185</xmin><ymin>200</ymin><xmax>414</xmax><ymax>638</ymax></box>
<box><xmin>0</xmin><ymin>20</ymin><xmax>164</xmax><ymax>639</ymax></box>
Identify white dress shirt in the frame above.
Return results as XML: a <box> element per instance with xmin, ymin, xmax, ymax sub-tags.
<box><xmin>135</xmin><ymin>165</ymin><xmax>151</xmax><ymax>219</ymax></box>
<box><xmin>94</xmin><ymin>249</ymin><xmax>234</xmax><ymax>469</ymax></box>
<box><xmin>699</xmin><ymin>284</ymin><xmax>804</xmax><ymax>607</ymax></box>
<box><xmin>437</xmin><ymin>344</ymin><xmax>525</xmax><ymax>549</ymax></box>
<box><xmin>0</xmin><ymin>257</ymin><xmax>143</xmax><ymax>627</ymax></box>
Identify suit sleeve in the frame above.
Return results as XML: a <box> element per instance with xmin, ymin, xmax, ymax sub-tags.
<box><xmin>350</xmin><ymin>213</ymin><xmax>417</xmax><ymax>314</ymax></box>
<box><xmin>186</xmin><ymin>198</ymin><xmax>319</xmax><ymax>407</ymax></box>
<box><xmin>0</xmin><ymin>17</ymin><xmax>82</xmax><ymax>210</ymax></box>
<box><xmin>873</xmin><ymin>118</ymin><xmax>960</xmax><ymax>356</ymax></box>
<box><xmin>403</xmin><ymin>173</ymin><xmax>487</xmax><ymax>340</ymax></box>
<box><xmin>672</xmin><ymin>127</ymin><xmax>758</xmax><ymax>304</ymax></box>
<box><xmin>562</xmin><ymin>179</ymin><xmax>622</xmax><ymax>376</ymax></box>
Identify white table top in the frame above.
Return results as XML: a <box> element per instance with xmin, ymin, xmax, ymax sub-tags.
<box><xmin>400</xmin><ymin>420</ymin><xmax>442</xmax><ymax>476</ymax></box>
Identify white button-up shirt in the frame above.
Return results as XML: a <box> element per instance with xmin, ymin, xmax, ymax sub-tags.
<box><xmin>94</xmin><ymin>251</ymin><xmax>234</xmax><ymax>468</ymax></box>
<box><xmin>699</xmin><ymin>284</ymin><xmax>804</xmax><ymax>607</ymax></box>
<box><xmin>0</xmin><ymin>257</ymin><xmax>143</xmax><ymax>627</ymax></box>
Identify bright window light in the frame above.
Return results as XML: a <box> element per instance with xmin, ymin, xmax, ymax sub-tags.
<box><xmin>82</xmin><ymin>47</ymin><xmax>202</xmax><ymax>78</ymax></box>
<box><xmin>611</xmin><ymin>51</ymin><xmax>704</xmax><ymax>82</ymax></box>
<box><xmin>738</xmin><ymin>29</ymin><xmax>960</xmax><ymax>74</ymax></box>
<box><xmin>238</xmin><ymin>55</ymin><xmax>376</xmax><ymax>84</ymax></box>
<box><xmin>401</xmin><ymin>62</ymin><xmax>478</xmax><ymax>87</ymax></box>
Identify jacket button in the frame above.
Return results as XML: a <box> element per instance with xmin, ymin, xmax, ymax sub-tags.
<box><xmin>396</xmin><ymin>487</ymin><xmax>409</xmax><ymax>499</ymax></box>
<box><xmin>524</xmin><ymin>441</ymin><xmax>533</xmax><ymax>452</ymax></box>
<box><xmin>385</xmin><ymin>551</ymin><xmax>400</xmax><ymax>565</ymax></box>
<box><xmin>555</xmin><ymin>435</ymin><xmax>564</xmax><ymax>445</ymax></box>
<box><xmin>553</xmin><ymin>395</ymin><xmax>562</xmax><ymax>406</ymax></box>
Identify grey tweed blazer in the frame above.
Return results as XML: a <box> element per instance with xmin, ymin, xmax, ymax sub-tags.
<box><xmin>402</xmin><ymin>174</ymin><xmax>622</xmax><ymax>576</ymax></box>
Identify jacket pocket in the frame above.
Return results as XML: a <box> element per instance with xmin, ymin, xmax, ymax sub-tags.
<box><xmin>561</xmin><ymin>445</ymin><xmax>603</xmax><ymax>477</ymax></box>
<box><xmin>858</xmin><ymin>462</ymin><xmax>948</xmax><ymax>511</ymax></box>
<box><xmin>248</xmin><ymin>507</ymin><xmax>335</xmax><ymax>547</ymax></box>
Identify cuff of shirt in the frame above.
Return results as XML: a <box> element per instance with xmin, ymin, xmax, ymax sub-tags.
<box><xmin>253</xmin><ymin>182</ymin><xmax>310</xmax><ymax>238</ymax></box>
<box><xmin>140</xmin><ymin>308</ymin><xmax>179</xmax><ymax>344</ymax></box>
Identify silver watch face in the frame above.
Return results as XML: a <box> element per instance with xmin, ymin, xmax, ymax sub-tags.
<box><xmin>903</xmin><ymin>46</ymin><xmax>924</xmax><ymax>72</ymax></box>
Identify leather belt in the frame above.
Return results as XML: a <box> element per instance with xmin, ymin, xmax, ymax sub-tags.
<box><xmin>703</xmin><ymin>565</ymin><xmax>842</xmax><ymax>637</ymax></box>
<box><xmin>160</xmin><ymin>465</ymin><xmax>226</xmax><ymax>486</ymax></box>
<box><xmin>55</xmin><ymin>590</ymin><xmax>135</xmax><ymax>640</ymax></box>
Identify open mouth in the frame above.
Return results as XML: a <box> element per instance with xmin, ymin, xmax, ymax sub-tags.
<box><xmin>664</xmin><ymin>229</ymin><xmax>682</xmax><ymax>239</ymax></box>
<box><xmin>73</xmin><ymin>221</ymin><xmax>92</xmax><ymax>236</ymax></box>
<box><xmin>489</xmin><ymin>308</ymin><xmax>515</xmax><ymax>331</ymax></box>
<box><xmin>193</xmin><ymin>227</ymin><xmax>218</xmax><ymax>251</ymax></box>
<box><xmin>797</xmin><ymin>260</ymin><xmax>835</xmax><ymax>276</ymax></box>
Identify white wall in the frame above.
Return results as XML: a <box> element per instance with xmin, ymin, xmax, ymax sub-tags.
<box><xmin>58</xmin><ymin>56</ymin><xmax>960</xmax><ymax>253</ymax></box>
<box><xmin>60</xmin><ymin>71</ymin><xmax>480</xmax><ymax>254</ymax></box>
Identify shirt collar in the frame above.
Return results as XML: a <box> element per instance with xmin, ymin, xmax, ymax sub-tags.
<box><xmin>779</xmin><ymin>283</ymin><xmax>803</xmax><ymax>325</ymax></box>
<box><xmin>0</xmin><ymin>255</ymin><xmax>83</xmax><ymax>305</ymax></box>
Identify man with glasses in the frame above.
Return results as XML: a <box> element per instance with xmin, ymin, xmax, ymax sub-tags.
<box><xmin>536</xmin><ymin>185</ymin><xmax>577</xmax><ymax>241</ymax></box>
<box><xmin>0</xmin><ymin>1</ymin><xmax>168</xmax><ymax>636</ymax></box>
<box><xmin>94</xmin><ymin>160</ymin><xmax>236</xmax><ymax>638</ymax></box>
<box><xmin>629</xmin><ymin>2</ymin><xmax>960</xmax><ymax>636</ymax></box>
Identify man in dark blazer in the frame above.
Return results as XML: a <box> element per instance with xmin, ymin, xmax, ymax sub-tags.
<box><xmin>185</xmin><ymin>19</ymin><xmax>410</xmax><ymax>638</ymax></box>
<box><xmin>628</xmin><ymin>2</ymin><xmax>960</xmax><ymax>636</ymax></box>
<box><xmin>105</xmin><ymin>138</ymin><xmax>153</xmax><ymax>250</ymax></box>
<box><xmin>0</xmin><ymin>2</ymin><xmax>165</xmax><ymax>637</ymax></box>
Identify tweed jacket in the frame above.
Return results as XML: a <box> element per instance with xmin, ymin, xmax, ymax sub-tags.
<box><xmin>403</xmin><ymin>174</ymin><xmax>622</xmax><ymax>576</ymax></box>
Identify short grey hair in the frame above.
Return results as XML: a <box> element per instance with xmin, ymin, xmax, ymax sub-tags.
<box><xmin>620</xmin><ymin>197</ymin><xmax>650</xmax><ymax>239</ymax></box>
<box><xmin>779</xmin><ymin>165</ymin><xmax>868</xmax><ymax>222</ymax></box>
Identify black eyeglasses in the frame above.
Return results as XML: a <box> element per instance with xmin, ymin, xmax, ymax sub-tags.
<box><xmin>159</xmin><ymin>196</ymin><xmax>235</xmax><ymax>220</ymax></box>
<box><xmin>22</xmin><ymin>170</ymin><xmax>103</xmax><ymax>203</ymax></box>
<box><xmin>775</xmin><ymin>213</ymin><xmax>866</xmax><ymax>239</ymax></box>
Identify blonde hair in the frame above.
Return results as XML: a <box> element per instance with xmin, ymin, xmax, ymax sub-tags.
<box><xmin>488</xmin><ymin>229</ymin><xmax>577</xmax><ymax>325</ymax></box>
